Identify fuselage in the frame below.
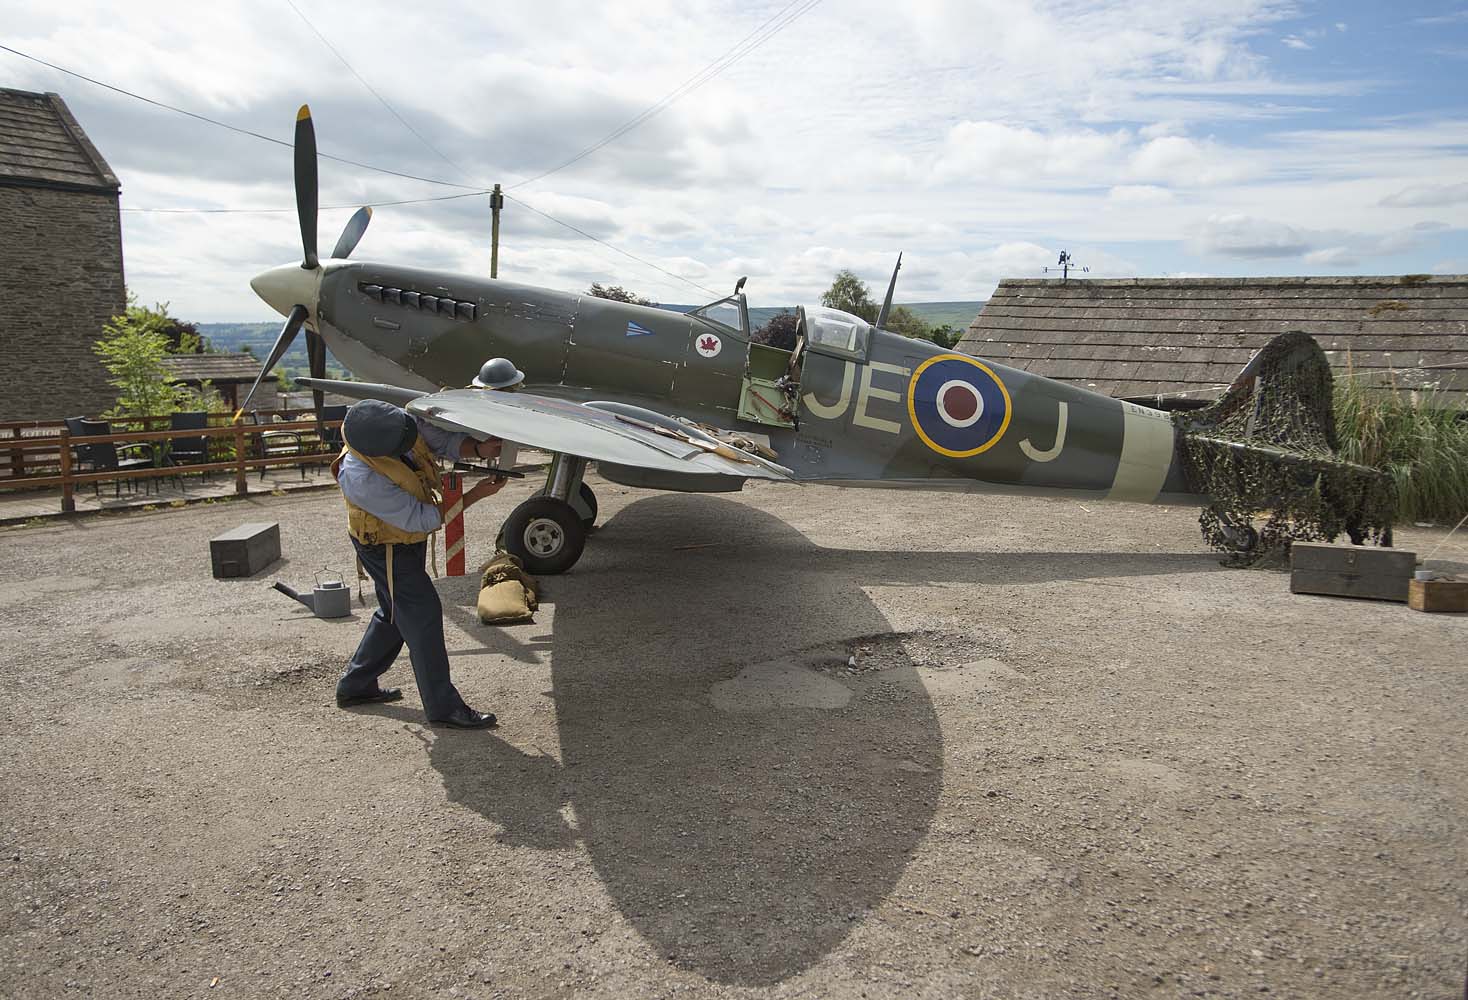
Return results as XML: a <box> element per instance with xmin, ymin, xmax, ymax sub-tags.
<box><xmin>253</xmin><ymin>259</ymin><xmax>1202</xmax><ymax>505</ymax></box>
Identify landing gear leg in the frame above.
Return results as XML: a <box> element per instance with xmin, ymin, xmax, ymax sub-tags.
<box><xmin>500</xmin><ymin>454</ymin><xmax>589</xmax><ymax>575</ymax></box>
<box><xmin>1217</xmin><ymin>512</ymin><xmax>1260</xmax><ymax>554</ymax></box>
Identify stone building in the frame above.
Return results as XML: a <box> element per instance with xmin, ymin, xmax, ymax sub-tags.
<box><xmin>960</xmin><ymin>276</ymin><xmax>1468</xmax><ymax>410</ymax></box>
<box><xmin>0</xmin><ymin>88</ymin><xmax>124</xmax><ymax>421</ymax></box>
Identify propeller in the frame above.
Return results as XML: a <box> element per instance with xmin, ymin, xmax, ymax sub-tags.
<box><xmin>295</xmin><ymin>106</ymin><xmax>318</xmax><ymax>270</ymax></box>
<box><xmin>305</xmin><ymin>325</ymin><xmax>326</xmax><ymax>418</ymax></box>
<box><xmin>239</xmin><ymin>105</ymin><xmax>374</xmax><ymax>423</ymax></box>
<box><xmin>236</xmin><ymin>304</ymin><xmax>308</xmax><ymax>419</ymax></box>
<box><xmin>331</xmin><ymin>206</ymin><xmax>372</xmax><ymax>260</ymax></box>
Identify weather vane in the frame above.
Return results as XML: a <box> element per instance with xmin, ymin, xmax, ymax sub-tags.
<box><xmin>1044</xmin><ymin>250</ymin><xmax>1089</xmax><ymax>281</ymax></box>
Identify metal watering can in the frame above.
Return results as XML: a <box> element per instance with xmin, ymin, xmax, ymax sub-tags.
<box><xmin>272</xmin><ymin>570</ymin><xmax>353</xmax><ymax>619</ymax></box>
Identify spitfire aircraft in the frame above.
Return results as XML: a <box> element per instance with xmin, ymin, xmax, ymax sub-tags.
<box><xmin>244</xmin><ymin>107</ymin><xmax>1390</xmax><ymax>574</ymax></box>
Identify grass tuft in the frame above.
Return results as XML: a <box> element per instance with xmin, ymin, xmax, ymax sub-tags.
<box><xmin>1334</xmin><ymin>378</ymin><xmax>1468</xmax><ymax>524</ymax></box>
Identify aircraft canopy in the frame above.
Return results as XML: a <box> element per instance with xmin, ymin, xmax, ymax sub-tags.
<box><xmin>801</xmin><ymin>306</ymin><xmax>872</xmax><ymax>360</ymax></box>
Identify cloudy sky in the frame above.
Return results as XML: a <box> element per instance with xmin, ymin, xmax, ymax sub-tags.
<box><xmin>4</xmin><ymin>0</ymin><xmax>1468</xmax><ymax>321</ymax></box>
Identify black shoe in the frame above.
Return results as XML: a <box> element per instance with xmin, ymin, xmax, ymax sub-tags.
<box><xmin>336</xmin><ymin>686</ymin><xmax>404</xmax><ymax>708</ymax></box>
<box><xmin>430</xmin><ymin>705</ymin><xmax>498</xmax><ymax>729</ymax></box>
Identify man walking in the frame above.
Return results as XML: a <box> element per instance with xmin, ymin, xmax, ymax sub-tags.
<box><xmin>331</xmin><ymin>399</ymin><xmax>506</xmax><ymax>728</ymax></box>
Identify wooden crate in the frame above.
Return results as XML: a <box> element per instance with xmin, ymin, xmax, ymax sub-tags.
<box><xmin>1289</xmin><ymin>542</ymin><xmax>1416</xmax><ymax>603</ymax></box>
<box><xmin>210</xmin><ymin>522</ymin><xmax>281</xmax><ymax>579</ymax></box>
<box><xmin>1408</xmin><ymin>578</ymin><xmax>1468</xmax><ymax>613</ymax></box>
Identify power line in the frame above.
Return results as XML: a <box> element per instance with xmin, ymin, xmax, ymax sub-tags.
<box><xmin>282</xmin><ymin>0</ymin><xmax>478</xmax><ymax>183</ymax></box>
<box><xmin>0</xmin><ymin>42</ymin><xmax>482</xmax><ymax>191</ymax></box>
<box><xmin>509</xmin><ymin>0</ymin><xmax>823</xmax><ymax>191</ymax></box>
<box><xmin>0</xmin><ymin>39</ymin><xmax>726</xmax><ymax>296</ymax></box>
<box><xmin>505</xmin><ymin>193</ymin><xmax>718</xmax><ymax>297</ymax></box>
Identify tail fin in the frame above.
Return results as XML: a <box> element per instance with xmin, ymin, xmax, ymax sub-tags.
<box><xmin>1175</xmin><ymin>331</ymin><xmax>1394</xmax><ymax>560</ymax></box>
<box><xmin>1183</xmin><ymin>330</ymin><xmax>1338</xmax><ymax>452</ymax></box>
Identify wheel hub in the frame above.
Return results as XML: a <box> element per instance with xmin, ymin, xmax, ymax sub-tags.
<box><xmin>524</xmin><ymin>517</ymin><xmax>565</xmax><ymax>556</ymax></box>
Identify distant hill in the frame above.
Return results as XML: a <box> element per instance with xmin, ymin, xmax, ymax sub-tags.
<box><xmin>198</xmin><ymin>323</ymin><xmax>349</xmax><ymax>380</ymax></box>
<box><xmin>199</xmin><ymin>300</ymin><xmax>987</xmax><ymax>372</ymax></box>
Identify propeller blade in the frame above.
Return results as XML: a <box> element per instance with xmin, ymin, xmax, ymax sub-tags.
<box><xmin>294</xmin><ymin>105</ymin><xmax>319</xmax><ymax>270</ymax></box>
<box><xmin>235</xmin><ymin>304</ymin><xmax>308</xmax><ymax>420</ymax></box>
<box><xmin>306</xmin><ymin>328</ymin><xmax>327</xmax><ymax>419</ymax></box>
<box><xmin>330</xmin><ymin>206</ymin><xmax>372</xmax><ymax>259</ymax></box>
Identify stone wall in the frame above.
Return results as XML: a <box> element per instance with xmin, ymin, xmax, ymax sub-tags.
<box><xmin>0</xmin><ymin>184</ymin><xmax>125</xmax><ymax>421</ymax></box>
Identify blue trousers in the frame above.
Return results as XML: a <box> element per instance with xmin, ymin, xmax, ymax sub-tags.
<box><xmin>339</xmin><ymin>538</ymin><xmax>467</xmax><ymax>720</ymax></box>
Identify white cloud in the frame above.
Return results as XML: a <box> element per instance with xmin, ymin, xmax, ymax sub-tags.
<box><xmin>1</xmin><ymin>0</ymin><xmax>1464</xmax><ymax>321</ymax></box>
<box><xmin>1381</xmin><ymin>182</ymin><xmax>1468</xmax><ymax>208</ymax></box>
<box><xmin>1304</xmin><ymin>247</ymin><xmax>1358</xmax><ymax>267</ymax></box>
<box><xmin>1282</xmin><ymin>35</ymin><xmax>1312</xmax><ymax>50</ymax></box>
<box><xmin>1127</xmin><ymin>135</ymin><xmax>1254</xmax><ymax>185</ymax></box>
<box><xmin>933</xmin><ymin>121</ymin><xmax>1131</xmax><ymax>183</ymax></box>
<box><xmin>1107</xmin><ymin>185</ymin><xmax>1177</xmax><ymax>206</ymax></box>
<box><xmin>1193</xmin><ymin>214</ymin><xmax>1310</xmax><ymax>258</ymax></box>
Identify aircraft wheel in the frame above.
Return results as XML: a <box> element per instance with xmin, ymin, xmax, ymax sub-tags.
<box><xmin>1222</xmin><ymin>522</ymin><xmax>1259</xmax><ymax>553</ymax></box>
<box><xmin>502</xmin><ymin>497</ymin><xmax>586</xmax><ymax>575</ymax></box>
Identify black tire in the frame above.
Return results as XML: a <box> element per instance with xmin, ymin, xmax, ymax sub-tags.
<box><xmin>501</xmin><ymin>497</ymin><xmax>586</xmax><ymax>575</ymax></box>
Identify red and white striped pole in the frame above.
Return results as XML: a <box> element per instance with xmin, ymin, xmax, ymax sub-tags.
<box><xmin>441</xmin><ymin>471</ymin><xmax>466</xmax><ymax>576</ymax></box>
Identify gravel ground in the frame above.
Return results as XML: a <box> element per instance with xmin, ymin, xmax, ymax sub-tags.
<box><xmin>0</xmin><ymin>474</ymin><xmax>1464</xmax><ymax>999</ymax></box>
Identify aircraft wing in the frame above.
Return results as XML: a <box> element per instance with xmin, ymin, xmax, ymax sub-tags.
<box><xmin>297</xmin><ymin>379</ymin><xmax>794</xmax><ymax>481</ymax></box>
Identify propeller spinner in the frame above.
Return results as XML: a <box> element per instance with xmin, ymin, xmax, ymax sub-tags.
<box><xmin>238</xmin><ymin>106</ymin><xmax>373</xmax><ymax>420</ymax></box>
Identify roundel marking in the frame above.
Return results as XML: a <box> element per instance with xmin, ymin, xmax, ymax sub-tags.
<box><xmin>936</xmin><ymin>379</ymin><xmax>983</xmax><ymax>428</ymax></box>
<box><xmin>907</xmin><ymin>354</ymin><xmax>1012</xmax><ymax>458</ymax></box>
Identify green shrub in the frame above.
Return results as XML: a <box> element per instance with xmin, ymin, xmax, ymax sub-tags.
<box><xmin>94</xmin><ymin>299</ymin><xmax>182</xmax><ymax>422</ymax></box>
<box><xmin>1333</xmin><ymin>377</ymin><xmax>1468</xmax><ymax>524</ymax></box>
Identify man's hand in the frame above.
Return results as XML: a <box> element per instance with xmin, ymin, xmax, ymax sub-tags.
<box><xmin>445</xmin><ymin>474</ymin><xmax>507</xmax><ymax>517</ymax></box>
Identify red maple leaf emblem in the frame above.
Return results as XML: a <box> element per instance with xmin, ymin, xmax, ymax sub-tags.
<box><xmin>699</xmin><ymin>336</ymin><xmax>718</xmax><ymax>352</ymax></box>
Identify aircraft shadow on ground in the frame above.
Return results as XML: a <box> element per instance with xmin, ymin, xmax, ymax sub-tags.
<box><xmin>420</xmin><ymin>496</ymin><xmax>948</xmax><ymax>986</ymax></box>
<box><xmin>412</xmin><ymin>495</ymin><xmax>1221</xmax><ymax>986</ymax></box>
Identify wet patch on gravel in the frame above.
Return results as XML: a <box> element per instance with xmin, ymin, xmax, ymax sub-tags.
<box><xmin>710</xmin><ymin>630</ymin><xmax>1021</xmax><ymax>712</ymax></box>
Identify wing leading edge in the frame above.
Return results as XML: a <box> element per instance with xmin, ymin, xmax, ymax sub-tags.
<box><xmin>298</xmin><ymin>378</ymin><xmax>793</xmax><ymax>481</ymax></box>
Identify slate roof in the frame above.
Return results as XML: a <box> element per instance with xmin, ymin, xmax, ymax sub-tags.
<box><xmin>0</xmin><ymin>88</ymin><xmax>119</xmax><ymax>193</ymax></box>
<box><xmin>164</xmin><ymin>353</ymin><xmax>276</xmax><ymax>383</ymax></box>
<box><xmin>959</xmin><ymin>276</ymin><xmax>1468</xmax><ymax>409</ymax></box>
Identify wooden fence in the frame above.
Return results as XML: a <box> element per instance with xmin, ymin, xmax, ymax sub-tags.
<box><xmin>1</xmin><ymin>416</ymin><xmax>344</xmax><ymax>513</ymax></box>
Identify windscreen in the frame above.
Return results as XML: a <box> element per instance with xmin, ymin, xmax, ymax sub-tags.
<box><xmin>801</xmin><ymin>306</ymin><xmax>871</xmax><ymax>359</ymax></box>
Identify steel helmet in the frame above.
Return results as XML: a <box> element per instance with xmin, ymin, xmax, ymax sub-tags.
<box><xmin>472</xmin><ymin>357</ymin><xmax>525</xmax><ymax>389</ymax></box>
<box><xmin>342</xmin><ymin>399</ymin><xmax>417</xmax><ymax>457</ymax></box>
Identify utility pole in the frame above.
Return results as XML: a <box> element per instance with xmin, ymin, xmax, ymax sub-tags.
<box><xmin>489</xmin><ymin>183</ymin><xmax>504</xmax><ymax>279</ymax></box>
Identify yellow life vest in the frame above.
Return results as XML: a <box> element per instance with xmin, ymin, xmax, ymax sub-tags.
<box><xmin>331</xmin><ymin>436</ymin><xmax>444</xmax><ymax>620</ymax></box>
<box><xmin>331</xmin><ymin>436</ymin><xmax>443</xmax><ymax>545</ymax></box>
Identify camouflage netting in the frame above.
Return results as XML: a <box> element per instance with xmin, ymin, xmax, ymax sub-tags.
<box><xmin>1172</xmin><ymin>331</ymin><xmax>1397</xmax><ymax>566</ymax></box>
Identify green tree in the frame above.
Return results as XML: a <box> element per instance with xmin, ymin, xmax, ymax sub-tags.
<box><xmin>753</xmin><ymin>311</ymin><xmax>799</xmax><ymax>350</ymax></box>
<box><xmin>819</xmin><ymin>270</ymin><xmax>877</xmax><ymax>322</ymax></box>
<box><xmin>588</xmin><ymin>282</ymin><xmax>658</xmax><ymax>307</ymax></box>
<box><xmin>93</xmin><ymin>298</ymin><xmax>184</xmax><ymax>420</ymax></box>
<box><xmin>927</xmin><ymin>324</ymin><xmax>963</xmax><ymax>349</ymax></box>
<box><xmin>882</xmin><ymin>304</ymin><xmax>929</xmax><ymax>339</ymax></box>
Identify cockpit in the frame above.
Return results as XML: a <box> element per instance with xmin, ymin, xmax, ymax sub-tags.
<box><xmin>797</xmin><ymin>306</ymin><xmax>872</xmax><ymax>360</ymax></box>
<box><xmin>686</xmin><ymin>278</ymin><xmax>877</xmax><ymax>430</ymax></box>
<box><xmin>688</xmin><ymin>294</ymin><xmax>749</xmax><ymax>338</ymax></box>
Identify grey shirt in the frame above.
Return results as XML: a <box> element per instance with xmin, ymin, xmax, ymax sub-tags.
<box><xmin>337</xmin><ymin>419</ymin><xmax>468</xmax><ymax>534</ymax></box>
